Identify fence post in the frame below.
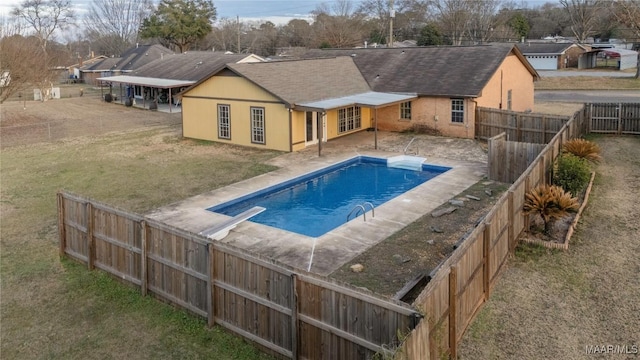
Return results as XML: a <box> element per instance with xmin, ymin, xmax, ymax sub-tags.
<box><xmin>538</xmin><ymin>157</ymin><xmax>546</xmax><ymax>185</ymax></box>
<box><xmin>140</xmin><ymin>220</ymin><xmax>148</xmax><ymax>296</ymax></box>
<box><xmin>508</xmin><ymin>191</ymin><xmax>515</xmax><ymax>254</ymax></box>
<box><xmin>587</xmin><ymin>104</ymin><xmax>593</xmax><ymax>134</ymax></box>
<box><xmin>207</xmin><ymin>242</ymin><xmax>215</xmax><ymax>327</ymax></box>
<box><xmin>57</xmin><ymin>192</ymin><xmax>66</xmax><ymax>258</ymax></box>
<box><xmin>524</xmin><ymin>177</ymin><xmax>531</xmax><ymax>231</ymax></box>
<box><xmin>87</xmin><ymin>202</ymin><xmax>95</xmax><ymax>270</ymax></box>
<box><xmin>617</xmin><ymin>103</ymin><xmax>623</xmax><ymax>135</ymax></box>
<box><xmin>483</xmin><ymin>223</ymin><xmax>491</xmax><ymax>300</ymax></box>
<box><xmin>542</xmin><ymin>115</ymin><xmax>548</xmax><ymax>144</ymax></box>
<box><xmin>449</xmin><ymin>265</ymin><xmax>458</xmax><ymax>359</ymax></box>
<box><xmin>291</xmin><ymin>274</ymin><xmax>298</xmax><ymax>359</ymax></box>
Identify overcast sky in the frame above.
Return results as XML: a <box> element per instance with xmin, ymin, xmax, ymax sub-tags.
<box><xmin>1</xmin><ymin>0</ymin><xmax>556</xmax><ymax>25</ymax></box>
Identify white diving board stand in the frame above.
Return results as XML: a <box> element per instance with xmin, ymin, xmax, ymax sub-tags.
<box><xmin>199</xmin><ymin>206</ymin><xmax>266</xmax><ymax>240</ymax></box>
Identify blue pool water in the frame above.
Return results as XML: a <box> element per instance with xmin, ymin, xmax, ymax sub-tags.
<box><xmin>207</xmin><ymin>156</ymin><xmax>450</xmax><ymax>237</ymax></box>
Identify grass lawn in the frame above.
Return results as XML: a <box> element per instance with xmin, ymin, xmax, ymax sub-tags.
<box><xmin>535</xmin><ymin>75</ymin><xmax>640</xmax><ymax>90</ymax></box>
<box><xmin>1</xmin><ymin>126</ymin><xmax>281</xmax><ymax>359</ymax></box>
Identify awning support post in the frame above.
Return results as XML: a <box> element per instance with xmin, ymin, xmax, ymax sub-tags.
<box><xmin>374</xmin><ymin>107</ymin><xmax>378</xmax><ymax>150</ymax></box>
<box><xmin>317</xmin><ymin>112</ymin><xmax>324</xmax><ymax>157</ymax></box>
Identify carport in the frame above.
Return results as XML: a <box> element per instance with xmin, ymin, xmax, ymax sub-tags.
<box><xmin>599</xmin><ymin>48</ymin><xmax>639</xmax><ymax>70</ymax></box>
<box><xmin>295</xmin><ymin>91</ymin><xmax>417</xmax><ymax>156</ymax></box>
<box><xmin>96</xmin><ymin>75</ymin><xmax>195</xmax><ymax>113</ymax></box>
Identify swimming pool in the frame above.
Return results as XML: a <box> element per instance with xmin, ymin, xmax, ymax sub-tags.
<box><xmin>207</xmin><ymin>156</ymin><xmax>450</xmax><ymax>237</ymax></box>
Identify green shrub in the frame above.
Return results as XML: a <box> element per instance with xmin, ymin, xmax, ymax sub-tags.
<box><xmin>553</xmin><ymin>154</ymin><xmax>591</xmax><ymax>196</ymax></box>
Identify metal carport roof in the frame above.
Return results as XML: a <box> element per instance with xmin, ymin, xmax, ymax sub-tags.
<box><xmin>96</xmin><ymin>75</ymin><xmax>195</xmax><ymax>88</ymax></box>
<box><xmin>295</xmin><ymin>91</ymin><xmax>417</xmax><ymax>112</ymax></box>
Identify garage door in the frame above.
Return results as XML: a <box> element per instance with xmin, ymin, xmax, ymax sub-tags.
<box><xmin>526</xmin><ymin>55</ymin><xmax>558</xmax><ymax>70</ymax></box>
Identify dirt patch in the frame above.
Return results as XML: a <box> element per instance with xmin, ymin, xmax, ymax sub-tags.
<box><xmin>458</xmin><ymin>136</ymin><xmax>640</xmax><ymax>360</ymax></box>
<box><xmin>330</xmin><ymin>180</ymin><xmax>509</xmax><ymax>299</ymax></box>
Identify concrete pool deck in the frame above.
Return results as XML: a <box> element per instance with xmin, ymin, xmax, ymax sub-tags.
<box><xmin>146</xmin><ymin>131</ymin><xmax>488</xmax><ymax>275</ymax></box>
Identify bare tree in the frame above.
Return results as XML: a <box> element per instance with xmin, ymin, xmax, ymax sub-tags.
<box><xmin>12</xmin><ymin>0</ymin><xmax>75</xmax><ymax>51</ymax></box>
<box><xmin>11</xmin><ymin>0</ymin><xmax>75</xmax><ymax>101</ymax></box>
<box><xmin>433</xmin><ymin>0</ymin><xmax>473</xmax><ymax>45</ymax></box>
<box><xmin>312</xmin><ymin>0</ymin><xmax>367</xmax><ymax>48</ymax></box>
<box><xmin>467</xmin><ymin>0</ymin><xmax>503</xmax><ymax>43</ymax></box>
<box><xmin>83</xmin><ymin>0</ymin><xmax>154</xmax><ymax>57</ymax></box>
<box><xmin>612</xmin><ymin>0</ymin><xmax>640</xmax><ymax>78</ymax></box>
<box><xmin>559</xmin><ymin>0</ymin><xmax>604</xmax><ymax>42</ymax></box>
<box><xmin>0</xmin><ymin>35</ymin><xmax>46</xmax><ymax>103</ymax></box>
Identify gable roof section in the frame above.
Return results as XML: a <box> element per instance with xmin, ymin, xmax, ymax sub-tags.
<box><xmin>112</xmin><ymin>44</ymin><xmax>174</xmax><ymax>72</ymax></box>
<box><xmin>226</xmin><ymin>57</ymin><xmax>371</xmax><ymax>105</ymax></box>
<box><xmin>132</xmin><ymin>52</ymin><xmax>254</xmax><ymax>81</ymax></box>
<box><xmin>84</xmin><ymin>57</ymin><xmax>121</xmax><ymax>71</ymax></box>
<box><xmin>516</xmin><ymin>43</ymin><xmax>579</xmax><ymax>55</ymax></box>
<box><xmin>302</xmin><ymin>45</ymin><xmax>537</xmax><ymax>97</ymax></box>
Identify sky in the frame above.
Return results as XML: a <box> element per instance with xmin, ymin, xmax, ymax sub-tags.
<box><xmin>1</xmin><ymin>0</ymin><xmax>556</xmax><ymax>25</ymax></box>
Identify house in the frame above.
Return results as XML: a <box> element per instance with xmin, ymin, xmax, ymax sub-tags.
<box><xmin>179</xmin><ymin>44</ymin><xmax>538</xmax><ymax>152</ymax></box>
<box><xmin>97</xmin><ymin>52</ymin><xmax>264</xmax><ymax>112</ymax></box>
<box><xmin>515</xmin><ymin>42</ymin><xmax>589</xmax><ymax>70</ymax></box>
<box><xmin>79</xmin><ymin>44</ymin><xmax>174</xmax><ymax>85</ymax></box>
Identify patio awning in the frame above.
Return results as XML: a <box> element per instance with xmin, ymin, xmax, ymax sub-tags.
<box><xmin>295</xmin><ymin>91</ymin><xmax>417</xmax><ymax>112</ymax></box>
<box><xmin>96</xmin><ymin>75</ymin><xmax>195</xmax><ymax>89</ymax></box>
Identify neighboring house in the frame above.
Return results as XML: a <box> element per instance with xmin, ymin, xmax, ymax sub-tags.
<box><xmin>516</xmin><ymin>42</ymin><xmax>589</xmax><ymax>70</ymax></box>
<box><xmin>97</xmin><ymin>52</ymin><xmax>264</xmax><ymax>112</ymax></box>
<box><xmin>79</xmin><ymin>44</ymin><xmax>174</xmax><ymax>86</ymax></box>
<box><xmin>180</xmin><ymin>44</ymin><xmax>538</xmax><ymax>152</ymax></box>
<box><xmin>80</xmin><ymin>57</ymin><xmax>120</xmax><ymax>86</ymax></box>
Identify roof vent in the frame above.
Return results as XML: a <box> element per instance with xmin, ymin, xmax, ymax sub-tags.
<box><xmin>351</xmin><ymin>54</ymin><xmax>356</xmax><ymax>57</ymax></box>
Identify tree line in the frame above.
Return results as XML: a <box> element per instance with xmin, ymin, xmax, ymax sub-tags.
<box><xmin>2</xmin><ymin>0</ymin><xmax>640</xmax><ymax>102</ymax></box>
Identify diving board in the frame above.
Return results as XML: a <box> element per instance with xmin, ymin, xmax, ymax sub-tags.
<box><xmin>199</xmin><ymin>206</ymin><xmax>266</xmax><ymax>240</ymax></box>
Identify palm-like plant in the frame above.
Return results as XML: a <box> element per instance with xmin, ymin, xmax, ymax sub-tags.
<box><xmin>523</xmin><ymin>185</ymin><xmax>579</xmax><ymax>236</ymax></box>
<box><xmin>563</xmin><ymin>138</ymin><xmax>602</xmax><ymax>163</ymax></box>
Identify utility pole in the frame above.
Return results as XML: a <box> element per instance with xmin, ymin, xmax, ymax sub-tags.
<box><xmin>237</xmin><ymin>15</ymin><xmax>241</xmax><ymax>54</ymax></box>
<box><xmin>389</xmin><ymin>0</ymin><xmax>394</xmax><ymax>47</ymax></box>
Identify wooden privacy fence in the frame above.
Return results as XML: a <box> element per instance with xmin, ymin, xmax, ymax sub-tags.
<box><xmin>399</xmin><ymin>107</ymin><xmax>587</xmax><ymax>359</ymax></box>
<box><xmin>487</xmin><ymin>133</ymin><xmax>546</xmax><ymax>184</ymax></box>
<box><xmin>58</xmin><ymin>192</ymin><xmax>420</xmax><ymax>360</ymax></box>
<box><xmin>588</xmin><ymin>103</ymin><xmax>640</xmax><ymax>135</ymax></box>
<box><xmin>476</xmin><ymin>107</ymin><xmax>570</xmax><ymax>143</ymax></box>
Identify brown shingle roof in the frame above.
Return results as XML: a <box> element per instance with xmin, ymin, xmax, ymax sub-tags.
<box><xmin>112</xmin><ymin>44</ymin><xmax>174</xmax><ymax>71</ymax></box>
<box><xmin>132</xmin><ymin>52</ymin><xmax>250</xmax><ymax>81</ymax></box>
<box><xmin>301</xmin><ymin>45</ymin><xmax>533</xmax><ymax>97</ymax></box>
<box><xmin>227</xmin><ymin>57</ymin><xmax>371</xmax><ymax>105</ymax></box>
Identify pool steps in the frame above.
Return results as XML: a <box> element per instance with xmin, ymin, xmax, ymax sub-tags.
<box><xmin>199</xmin><ymin>206</ymin><xmax>266</xmax><ymax>240</ymax></box>
<box><xmin>387</xmin><ymin>155</ymin><xmax>426</xmax><ymax>171</ymax></box>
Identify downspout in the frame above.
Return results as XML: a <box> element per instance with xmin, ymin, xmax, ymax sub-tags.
<box><xmin>499</xmin><ymin>70</ymin><xmax>503</xmax><ymax>109</ymax></box>
<box><xmin>288</xmin><ymin>108</ymin><xmax>292</xmax><ymax>152</ymax></box>
<box><xmin>470</xmin><ymin>98</ymin><xmax>479</xmax><ymax>139</ymax></box>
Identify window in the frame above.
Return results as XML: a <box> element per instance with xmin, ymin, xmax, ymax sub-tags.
<box><xmin>451</xmin><ymin>98</ymin><xmax>464</xmax><ymax>123</ymax></box>
<box><xmin>400</xmin><ymin>101</ymin><xmax>411</xmax><ymax>120</ymax></box>
<box><xmin>507</xmin><ymin>90</ymin><xmax>512</xmax><ymax>111</ymax></box>
<box><xmin>338</xmin><ymin>106</ymin><xmax>361</xmax><ymax>133</ymax></box>
<box><xmin>250</xmin><ymin>107</ymin><xmax>265</xmax><ymax>144</ymax></box>
<box><xmin>218</xmin><ymin>104</ymin><xmax>230</xmax><ymax>139</ymax></box>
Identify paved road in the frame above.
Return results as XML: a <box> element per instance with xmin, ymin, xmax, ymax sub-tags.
<box><xmin>535</xmin><ymin>90</ymin><xmax>640</xmax><ymax>103</ymax></box>
<box><xmin>539</xmin><ymin>70</ymin><xmax>637</xmax><ymax>78</ymax></box>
